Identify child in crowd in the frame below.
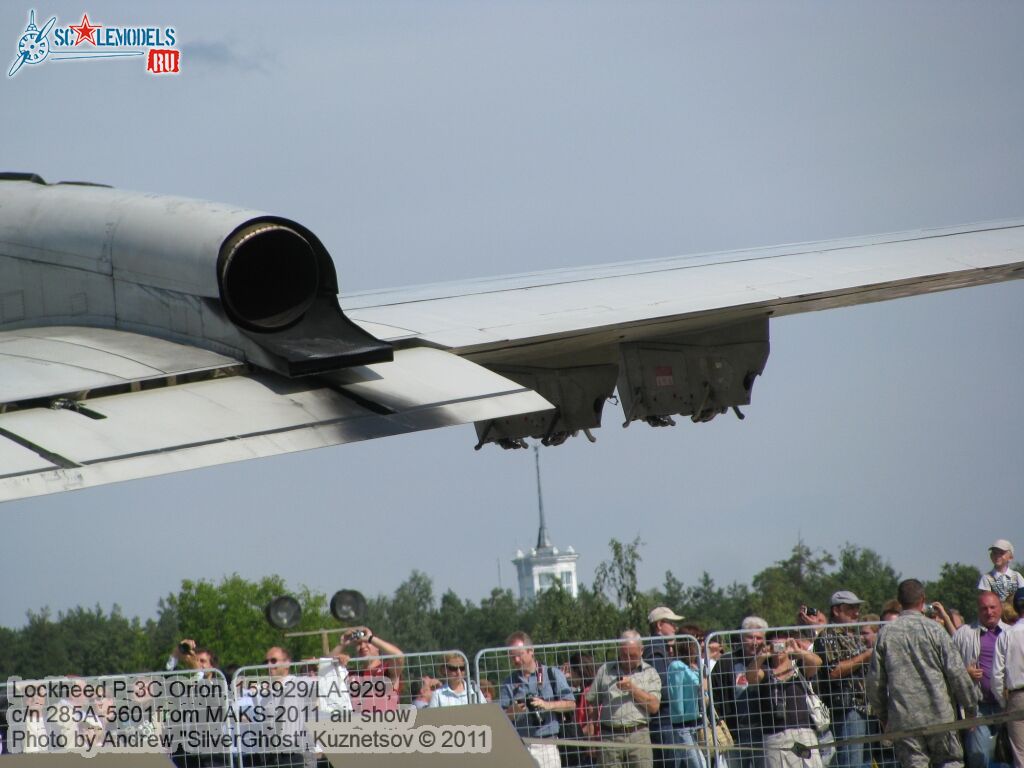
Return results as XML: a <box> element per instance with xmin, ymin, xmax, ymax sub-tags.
<box><xmin>978</xmin><ymin>539</ymin><xmax>1024</xmax><ymax>603</ymax></box>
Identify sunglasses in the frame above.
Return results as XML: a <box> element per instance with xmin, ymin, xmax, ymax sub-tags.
<box><xmin>266</xmin><ymin>657</ymin><xmax>283</xmax><ymax>663</ymax></box>
<box><xmin>445</xmin><ymin>664</ymin><xmax>465</xmax><ymax>671</ymax></box>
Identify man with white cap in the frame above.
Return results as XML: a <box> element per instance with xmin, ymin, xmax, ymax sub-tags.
<box><xmin>978</xmin><ymin>539</ymin><xmax>1024</xmax><ymax>603</ymax></box>
<box><xmin>812</xmin><ymin>590</ymin><xmax>871</xmax><ymax>768</ymax></box>
<box><xmin>645</xmin><ymin>606</ymin><xmax>686</xmax><ymax>768</ymax></box>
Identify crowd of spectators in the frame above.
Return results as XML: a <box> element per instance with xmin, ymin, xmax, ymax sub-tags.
<box><xmin>3</xmin><ymin>539</ymin><xmax>1024</xmax><ymax>768</ymax></box>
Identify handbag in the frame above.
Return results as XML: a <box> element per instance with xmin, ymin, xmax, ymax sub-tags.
<box><xmin>993</xmin><ymin>725</ymin><xmax>1013</xmax><ymax>765</ymax></box>
<box><xmin>797</xmin><ymin>673</ymin><xmax>831</xmax><ymax>733</ymax></box>
<box><xmin>696</xmin><ymin>707</ymin><xmax>734</xmax><ymax>753</ymax></box>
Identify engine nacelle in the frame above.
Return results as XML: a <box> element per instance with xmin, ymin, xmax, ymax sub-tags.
<box><xmin>0</xmin><ymin>174</ymin><xmax>390</xmax><ymax>375</ymax></box>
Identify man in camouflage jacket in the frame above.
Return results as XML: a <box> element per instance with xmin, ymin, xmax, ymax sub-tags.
<box><xmin>866</xmin><ymin>579</ymin><xmax>978</xmax><ymax>768</ymax></box>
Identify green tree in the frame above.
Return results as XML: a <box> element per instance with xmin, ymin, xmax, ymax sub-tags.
<box><xmin>476</xmin><ymin>588</ymin><xmax>523</xmax><ymax>652</ymax></box>
<box><xmin>60</xmin><ymin>605</ymin><xmax>149</xmax><ymax>674</ymax></box>
<box><xmin>677</xmin><ymin>572</ymin><xmax>729</xmax><ymax>630</ymax></box>
<box><xmin>530</xmin><ymin>583</ymin><xmax>621</xmax><ymax>644</ymax></box>
<box><xmin>925</xmin><ymin>562</ymin><xmax>982</xmax><ymax>616</ymax></box>
<box><xmin>9</xmin><ymin>609</ymin><xmax>70</xmax><ymax>679</ymax></box>
<box><xmin>386</xmin><ymin>570</ymin><xmax>438</xmax><ymax>652</ymax></box>
<box><xmin>167</xmin><ymin>574</ymin><xmax>331</xmax><ymax>668</ymax></box>
<box><xmin>145</xmin><ymin>596</ymin><xmax>181</xmax><ymax>669</ymax></box>
<box><xmin>749</xmin><ymin>541</ymin><xmax>834</xmax><ymax>625</ymax></box>
<box><xmin>3</xmin><ymin>606</ymin><xmax>149</xmax><ymax>678</ymax></box>
<box><xmin>660</xmin><ymin>571</ymin><xmax>686</xmax><ymax>610</ymax></box>
<box><xmin>593</xmin><ymin>536</ymin><xmax>647</xmax><ymax>629</ymax></box>
<box><xmin>0</xmin><ymin>626</ymin><xmax>23</xmax><ymax>679</ymax></box>
<box><xmin>829</xmin><ymin>544</ymin><xmax>900</xmax><ymax>614</ymax></box>
<box><xmin>434</xmin><ymin>590</ymin><xmax>473</xmax><ymax>652</ymax></box>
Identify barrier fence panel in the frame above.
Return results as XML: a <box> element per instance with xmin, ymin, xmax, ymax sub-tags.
<box><xmin>705</xmin><ymin>620</ymin><xmax>897</xmax><ymax>768</ymax></box>
<box><xmin>475</xmin><ymin>632</ymin><xmax>704</xmax><ymax>768</ymax></box>
<box><xmin>5</xmin><ymin>668</ymin><xmax>234</xmax><ymax>766</ymax></box>
<box><xmin>4</xmin><ymin>613</ymin><xmax>1000</xmax><ymax>767</ymax></box>
<box><xmin>231</xmin><ymin>648</ymin><xmax>471</xmax><ymax>767</ymax></box>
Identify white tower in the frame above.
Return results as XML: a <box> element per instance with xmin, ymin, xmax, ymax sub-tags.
<box><xmin>513</xmin><ymin>447</ymin><xmax>579</xmax><ymax>600</ymax></box>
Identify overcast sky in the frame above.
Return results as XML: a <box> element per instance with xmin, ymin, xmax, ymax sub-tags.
<box><xmin>2</xmin><ymin>1</ymin><xmax>1023</xmax><ymax>630</ymax></box>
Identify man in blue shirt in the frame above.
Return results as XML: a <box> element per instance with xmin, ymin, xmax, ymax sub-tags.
<box><xmin>500</xmin><ymin>631</ymin><xmax>576</xmax><ymax>768</ymax></box>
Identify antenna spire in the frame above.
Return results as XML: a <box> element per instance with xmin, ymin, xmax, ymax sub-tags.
<box><xmin>534</xmin><ymin>446</ymin><xmax>552</xmax><ymax>549</ymax></box>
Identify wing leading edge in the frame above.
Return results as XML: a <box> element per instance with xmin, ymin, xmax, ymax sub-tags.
<box><xmin>345</xmin><ymin>219</ymin><xmax>1024</xmax><ymax>354</ymax></box>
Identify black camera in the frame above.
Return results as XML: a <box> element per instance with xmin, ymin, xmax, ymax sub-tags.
<box><xmin>806</xmin><ymin>607</ymin><xmax>819</xmax><ymax>616</ymax></box>
<box><xmin>516</xmin><ymin>695</ymin><xmax>544</xmax><ymax>727</ymax></box>
<box><xmin>178</xmin><ymin>642</ymin><xmax>193</xmax><ymax>654</ymax></box>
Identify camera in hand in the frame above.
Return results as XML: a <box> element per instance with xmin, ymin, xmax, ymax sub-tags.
<box><xmin>178</xmin><ymin>642</ymin><xmax>193</xmax><ymax>654</ymax></box>
<box><xmin>516</xmin><ymin>695</ymin><xmax>544</xmax><ymax>727</ymax></box>
<box><xmin>806</xmin><ymin>607</ymin><xmax>819</xmax><ymax>616</ymax></box>
<box><xmin>351</xmin><ymin>629</ymin><xmax>368</xmax><ymax>641</ymax></box>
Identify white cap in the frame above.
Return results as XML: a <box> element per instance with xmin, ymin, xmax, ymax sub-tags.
<box><xmin>990</xmin><ymin>539</ymin><xmax>1014</xmax><ymax>555</ymax></box>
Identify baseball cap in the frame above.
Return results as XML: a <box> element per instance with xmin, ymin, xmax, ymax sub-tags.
<box><xmin>648</xmin><ymin>606</ymin><xmax>684</xmax><ymax>624</ymax></box>
<box><xmin>830</xmin><ymin>590</ymin><xmax>865</xmax><ymax>606</ymax></box>
<box><xmin>990</xmin><ymin>539</ymin><xmax>1014</xmax><ymax>555</ymax></box>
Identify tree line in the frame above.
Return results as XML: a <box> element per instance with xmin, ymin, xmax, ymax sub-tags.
<box><xmin>0</xmin><ymin>540</ymin><xmax>995</xmax><ymax>680</ymax></box>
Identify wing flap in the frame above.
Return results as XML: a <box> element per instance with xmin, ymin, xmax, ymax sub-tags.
<box><xmin>0</xmin><ymin>345</ymin><xmax>552</xmax><ymax>502</ymax></box>
<box><xmin>0</xmin><ymin>434</ymin><xmax>56</xmax><ymax>475</ymax></box>
<box><xmin>0</xmin><ymin>327</ymin><xmax>240</xmax><ymax>405</ymax></box>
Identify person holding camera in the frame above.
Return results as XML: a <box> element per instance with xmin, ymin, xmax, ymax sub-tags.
<box><xmin>812</xmin><ymin>591</ymin><xmax>871</xmax><ymax>768</ymax></box>
<box><xmin>342</xmin><ymin>626</ymin><xmax>403</xmax><ymax>711</ymax></box>
<box><xmin>747</xmin><ymin>632</ymin><xmax>824</xmax><ymax>768</ymax></box>
<box><xmin>165</xmin><ymin>638</ymin><xmax>217</xmax><ymax>677</ymax></box>
<box><xmin>499</xmin><ymin>631</ymin><xmax>576</xmax><ymax>768</ymax></box>
<box><xmin>709</xmin><ymin>616</ymin><xmax>769</xmax><ymax>768</ymax></box>
<box><xmin>586</xmin><ymin>630</ymin><xmax>663</xmax><ymax>768</ymax></box>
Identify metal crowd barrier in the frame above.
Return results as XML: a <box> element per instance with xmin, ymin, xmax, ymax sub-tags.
<box><xmin>4</xmin><ymin>668</ymin><xmax>233</xmax><ymax>766</ymax></box>
<box><xmin>6</xmin><ymin>614</ymin><xmax>998</xmax><ymax>768</ymax></box>
<box><xmin>706</xmin><ymin>620</ymin><xmax>895</xmax><ymax>768</ymax></box>
<box><xmin>475</xmin><ymin>632</ymin><xmax>704</xmax><ymax>768</ymax></box>
<box><xmin>231</xmin><ymin>648</ymin><xmax>472</xmax><ymax>767</ymax></box>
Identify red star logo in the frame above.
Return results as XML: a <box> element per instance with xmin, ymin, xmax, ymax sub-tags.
<box><xmin>69</xmin><ymin>13</ymin><xmax>102</xmax><ymax>46</ymax></box>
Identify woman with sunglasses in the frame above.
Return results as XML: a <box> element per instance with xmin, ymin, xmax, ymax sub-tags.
<box><xmin>430</xmin><ymin>654</ymin><xmax>484</xmax><ymax>707</ymax></box>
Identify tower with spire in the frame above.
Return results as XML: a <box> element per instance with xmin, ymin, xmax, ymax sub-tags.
<box><xmin>512</xmin><ymin>447</ymin><xmax>580</xmax><ymax>600</ymax></box>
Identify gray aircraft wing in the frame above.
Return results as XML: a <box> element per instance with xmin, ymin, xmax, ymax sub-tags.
<box><xmin>2</xmin><ymin>175</ymin><xmax>1023</xmax><ymax>502</ymax></box>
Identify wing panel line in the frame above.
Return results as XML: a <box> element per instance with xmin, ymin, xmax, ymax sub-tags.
<box><xmin>0</xmin><ymin>427</ymin><xmax>79</xmax><ymax>469</ymax></box>
<box><xmin>63</xmin><ymin>384</ymin><xmax>543</xmax><ymax>467</ymax></box>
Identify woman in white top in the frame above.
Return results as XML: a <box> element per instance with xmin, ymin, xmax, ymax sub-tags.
<box><xmin>430</xmin><ymin>654</ymin><xmax>483</xmax><ymax>707</ymax></box>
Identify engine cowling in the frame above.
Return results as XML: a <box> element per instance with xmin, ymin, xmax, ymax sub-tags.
<box><xmin>0</xmin><ymin>174</ymin><xmax>391</xmax><ymax>375</ymax></box>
